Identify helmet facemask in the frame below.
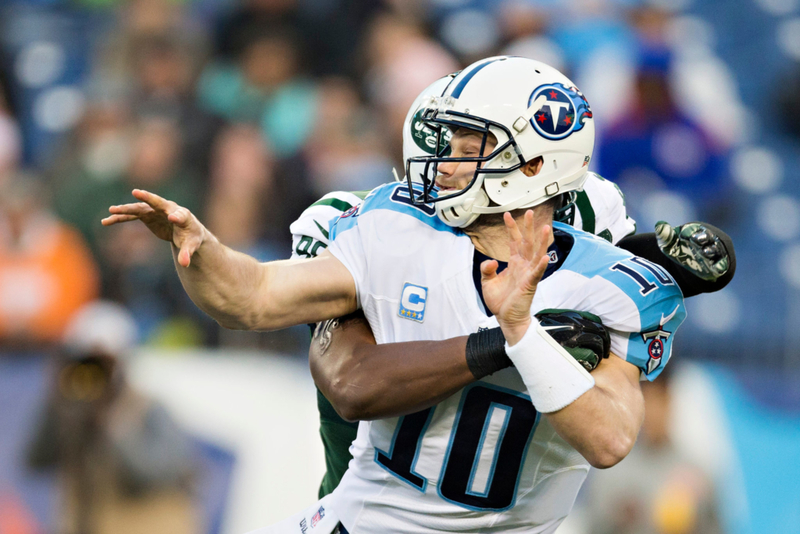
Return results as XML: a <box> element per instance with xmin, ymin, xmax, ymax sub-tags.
<box><xmin>405</xmin><ymin>106</ymin><xmax>528</xmax><ymax>227</ymax></box>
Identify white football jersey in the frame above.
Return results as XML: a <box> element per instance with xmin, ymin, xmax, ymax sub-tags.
<box><xmin>321</xmin><ymin>182</ymin><xmax>685</xmax><ymax>534</ymax></box>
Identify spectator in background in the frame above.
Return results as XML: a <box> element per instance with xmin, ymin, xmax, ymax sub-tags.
<box><xmin>213</xmin><ymin>0</ymin><xmax>379</xmax><ymax>78</ymax></box>
<box><xmin>130</xmin><ymin>35</ymin><xmax>220</xmax><ymax>183</ymax></box>
<box><xmin>205</xmin><ymin>124</ymin><xmax>281</xmax><ymax>261</ymax></box>
<box><xmin>54</xmin><ymin>116</ymin><xmax>199</xmax><ymax>339</ymax></box>
<box><xmin>0</xmin><ymin>173</ymin><xmax>99</xmax><ymax>348</ymax></box>
<box><xmin>198</xmin><ymin>27</ymin><xmax>318</xmax><ymax>159</ymax></box>
<box><xmin>361</xmin><ymin>12</ymin><xmax>459</xmax><ymax>163</ymax></box>
<box><xmin>0</xmin><ymin>79</ymin><xmax>21</xmax><ymax>185</ymax></box>
<box><xmin>579</xmin><ymin>368</ymin><xmax>721</xmax><ymax>534</ymax></box>
<box><xmin>596</xmin><ymin>46</ymin><xmax>729</xmax><ymax>227</ymax></box>
<box><xmin>27</xmin><ymin>301</ymin><xmax>198</xmax><ymax>534</ymax></box>
<box><xmin>304</xmin><ymin>77</ymin><xmax>392</xmax><ymax>196</ymax></box>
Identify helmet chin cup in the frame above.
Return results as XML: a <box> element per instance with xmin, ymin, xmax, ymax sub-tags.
<box><xmin>436</xmin><ymin>187</ymin><xmax>488</xmax><ymax>228</ymax></box>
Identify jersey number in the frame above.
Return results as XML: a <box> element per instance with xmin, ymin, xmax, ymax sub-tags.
<box><xmin>610</xmin><ymin>256</ymin><xmax>673</xmax><ymax>295</ymax></box>
<box><xmin>375</xmin><ymin>384</ymin><xmax>538</xmax><ymax>511</ymax></box>
<box><xmin>295</xmin><ymin>235</ymin><xmax>327</xmax><ymax>258</ymax></box>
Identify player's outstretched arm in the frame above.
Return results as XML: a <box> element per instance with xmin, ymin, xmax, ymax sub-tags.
<box><xmin>617</xmin><ymin>222</ymin><xmax>735</xmax><ymax>298</ymax></box>
<box><xmin>482</xmin><ymin>211</ymin><xmax>643</xmax><ymax>469</ymax></box>
<box><xmin>103</xmin><ymin>190</ymin><xmax>358</xmax><ymax>330</ymax></box>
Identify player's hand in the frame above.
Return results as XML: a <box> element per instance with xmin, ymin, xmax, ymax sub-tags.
<box><xmin>480</xmin><ymin>211</ymin><xmax>551</xmax><ymax>346</ymax></box>
<box><xmin>655</xmin><ymin>221</ymin><xmax>729</xmax><ymax>281</ymax></box>
<box><xmin>101</xmin><ymin>189</ymin><xmax>206</xmax><ymax>268</ymax></box>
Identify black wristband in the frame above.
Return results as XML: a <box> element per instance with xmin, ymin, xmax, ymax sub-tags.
<box><xmin>466</xmin><ymin>327</ymin><xmax>513</xmax><ymax>380</ymax></box>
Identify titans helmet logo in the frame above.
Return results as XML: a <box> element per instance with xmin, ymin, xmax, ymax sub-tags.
<box><xmin>528</xmin><ymin>83</ymin><xmax>593</xmax><ymax>141</ymax></box>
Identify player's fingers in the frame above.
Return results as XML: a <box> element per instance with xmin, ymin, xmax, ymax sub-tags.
<box><xmin>532</xmin><ymin>250</ymin><xmax>550</xmax><ymax>279</ymax></box>
<box><xmin>167</xmin><ymin>207</ymin><xmax>193</xmax><ymax>228</ymax></box>
<box><xmin>521</xmin><ymin>253</ymin><xmax>550</xmax><ymax>294</ymax></box>
<box><xmin>479</xmin><ymin>259</ymin><xmax>499</xmax><ymax>282</ymax></box>
<box><xmin>504</xmin><ymin>212</ymin><xmax>523</xmax><ymax>247</ymax></box>
<box><xmin>108</xmin><ymin>202</ymin><xmax>153</xmax><ymax>215</ymax></box>
<box><xmin>101</xmin><ymin>213</ymin><xmax>141</xmax><ymax>226</ymax></box>
<box><xmin>519</xmin><ymin>210</ymin><xmax>536</xmax><ymax>257</ymax></box>
<box><xmin>132</xmin><ymin>189</ymin><xmax>173</xmax><ymax>212</ymax></box>
<box><xmin>177</xmin><ymin>236</ymin><xmax>202</xmax><ymax>268</ymax></box>
<box><xmin>532</xmin><ymin>224</ymin><xmax>550</xmax><ymax>259</ymax></box>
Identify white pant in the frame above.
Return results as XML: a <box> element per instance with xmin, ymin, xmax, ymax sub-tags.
<box><xmin>245</xmin><ymin>495</ymin><xmax>342</xmax><ymax>534</ymax></box>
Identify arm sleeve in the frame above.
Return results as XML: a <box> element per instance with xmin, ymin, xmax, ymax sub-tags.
<box><xmin>616</xmin><ymin>223</ymin><xmax>736</xmax><ymax>298</ymax></box>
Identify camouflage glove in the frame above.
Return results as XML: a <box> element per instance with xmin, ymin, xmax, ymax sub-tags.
<box><xmin>655</xmin><ymin>221</ymin><xmax>730</xmax><ymax>282</ymax></box>
<box><xmin>535</xmin><ymin>309</ymin><xmax>611</xmax><ymax>372</ymax></box>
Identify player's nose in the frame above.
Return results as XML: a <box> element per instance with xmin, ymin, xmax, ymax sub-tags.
<box><xmin>437</xmin><ymin>159</ymin><xmax>458</xmax><ymax>179</ymax></box>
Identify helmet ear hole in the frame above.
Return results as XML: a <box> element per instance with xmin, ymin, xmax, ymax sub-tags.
<box><xmin>521</xmin><ymin>156</ymin><xmax>544</xmax><ymax>177</ymax></box>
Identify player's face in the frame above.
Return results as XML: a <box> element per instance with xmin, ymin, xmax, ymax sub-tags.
<box><xmin>435</xmin><ymin>129</ymin><xmax>497</xmax><ymax>193</ymax></box>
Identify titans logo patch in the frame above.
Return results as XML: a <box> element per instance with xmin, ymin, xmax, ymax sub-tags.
<box><xmin>528</xmin><ymin>83</ymin><xmax>593</xmax><ymax>141</ymax></box>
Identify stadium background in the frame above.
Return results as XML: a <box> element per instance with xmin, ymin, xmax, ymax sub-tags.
<box><xmin>1</xmin><ymin>0</ymin><xmax>799</xmax><ymax>532</ymax></box>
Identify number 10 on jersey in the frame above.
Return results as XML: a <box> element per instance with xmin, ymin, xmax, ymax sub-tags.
<box><xmin>375</xmin><ymin>383</ymin><xmax>539</xmax><ymax>511</ymax></box>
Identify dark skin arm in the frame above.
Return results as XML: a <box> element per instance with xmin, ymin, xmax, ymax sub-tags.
<box><xmin>309</xmin><ymin>312</ymin><xmax>475</xmax><ymax>422</ymax></box>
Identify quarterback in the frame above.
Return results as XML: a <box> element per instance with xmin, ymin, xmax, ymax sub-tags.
<box><xmin>105</xmin><ymin>57</ymin><xmax>699</xmax><ymax>533</ymax></box>
<box><xmin>292</xmin><ymin>74</ymin><xmax>733</xmax><ymax>498</ymax></box>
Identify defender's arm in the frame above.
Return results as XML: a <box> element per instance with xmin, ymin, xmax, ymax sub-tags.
<box><xmin>103</xmin><ymin>190</ymin><xmax>358</xmax><ymax>330</ymax></box>
<box><xmin>309</xmin><ymin>313</ymin><xmax>474</xmax><ymax>422</ymax></box>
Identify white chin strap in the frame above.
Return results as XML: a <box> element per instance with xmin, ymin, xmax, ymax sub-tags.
<box><xmin>436</xmin><ymin>187</ymin><xmax>488</xmax><ymax>227</ymax></box>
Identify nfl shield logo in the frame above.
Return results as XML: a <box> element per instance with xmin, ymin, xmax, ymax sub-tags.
<box><xmin>311</xmin><ymin>506</ymin><xmax>325</xmax><ymax>528</ymax></box>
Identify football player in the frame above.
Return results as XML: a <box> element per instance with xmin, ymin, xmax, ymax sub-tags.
<box><xmin>290</xmin><ymin>73</ymin><xmax>734</xmax><ymax>499</ymax></box>
<box><xmin>105</xmin><ymin>56</ymin><xmax>696</xmax><ymax>533</ymax></box>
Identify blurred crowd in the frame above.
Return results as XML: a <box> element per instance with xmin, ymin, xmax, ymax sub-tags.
<box><xmin>4</xmin><ymin>1</ymin><xmax>800</xmax><ymax>533</ymax></box>
<box><xmin>0</xmin><ymin>0</ymin><xmax>747</xmax><ymax>353</ymax></box>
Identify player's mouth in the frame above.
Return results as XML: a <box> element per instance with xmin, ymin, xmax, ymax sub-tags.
<box><xmin>434</xmin><ymin>179</ymin><xmax>460</xmax><ymax>193</ymax></box>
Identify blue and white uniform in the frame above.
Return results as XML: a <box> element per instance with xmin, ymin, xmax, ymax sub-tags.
<box><xmin>303</xmin><ymin>182</ymin><xmax>686</xmax><ymax>534</ymax></box>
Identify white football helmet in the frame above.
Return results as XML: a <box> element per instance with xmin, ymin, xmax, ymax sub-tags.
<box><xmin>406</xmin><ymin>56</ymin><xmax>595</xmax><ymax>227</ymax></box>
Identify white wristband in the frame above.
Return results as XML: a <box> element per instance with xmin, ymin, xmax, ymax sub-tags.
<box><xmin>504</xmin><ymin>320</ymin><xmax>595</xmax><ymax>413</ymax></box>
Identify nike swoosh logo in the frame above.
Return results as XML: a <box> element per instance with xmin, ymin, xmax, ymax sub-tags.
<box><xmin>660</xmin><ymin>305</ymin><xmax>680</xmax><ymax>326</ymax></box>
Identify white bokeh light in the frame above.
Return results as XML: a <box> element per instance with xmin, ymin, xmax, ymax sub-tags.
<box><xmin>640</xmin><ymin>190</ymin><xmax>697</xmax><ymax>229</ymax></box>
<box><xmin>648</xmin><ymin>0</ymin><xmax>694</xmax><ymax>12</ymax></box>
<box><xmin>779</xmin><ymin>243</ymin><xmax>800</xmax><ymax>288</ymax></box>
<box><xmin>667</xmin><ymin>16</ymin><xmax>717</xmax><ymax>57</ymax></box>
<box><xmin>777</xmin><ymin>18</ymin><xmax>800</xmax><ymax>60</ymax></box>
<box><xmin>692</xmin><ymin>290</ymin><xmax>741</xmax><ymax>334</ymax></box>
<box><xmin>731</xmin><ymin>146</ymin><xmax>784</xmax><ymax>193</ymax></box>
<box><xmin>755</xmin><ymin>0</ymin><xmax>798</xmax><ymax>15</ymax></box>
<box><xmin>15</xmin><ymin>42</ymin><xmax>66</xmax><ymax>88</ymax></box>
<box><xmin>652</xmin><ymin>123</ymin><xmax>708</xmax><ymax>178</ymax></box>
<box><xmin>503</xmin><ymin>36</ymin><xmax>565</xmax><ymax>73</ymax></box>
<box><xmin>33</xmin><ymin>86</ymin><xmax>85</xmax><ymax>132</ymax></box>
<box><xmin>757</xmin><ymin>195</ymin><xmax>800</xmax><ymax>241</ymax></box>
<box><xmin>672</xmin><ymin>55</ymin><xmax>749</xmax><ymax>146</ymax></box>
<box><xmin>440</xmin><ymin>9</ymin><xmax>500</xmax><ymax>57</ymax></box>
